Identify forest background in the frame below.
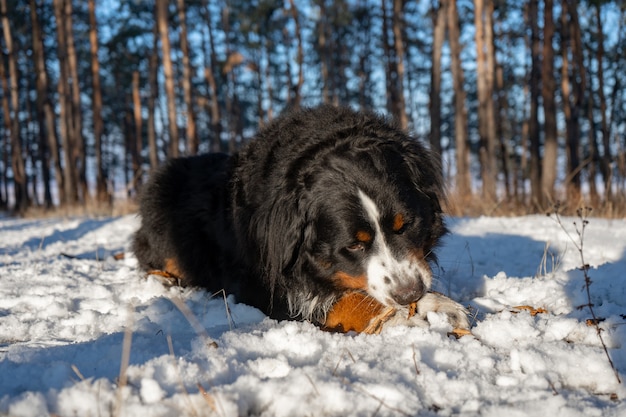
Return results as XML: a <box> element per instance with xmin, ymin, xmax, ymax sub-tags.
<box><xmin>0</xmin><ymin>0</ymin><xmax>625</xmax><ymax>217</ymax></box>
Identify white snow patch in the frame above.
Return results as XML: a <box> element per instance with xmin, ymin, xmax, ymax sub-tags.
<box><xmin>0</xmin><ymin>214</ymin><xmax>625</xmax><ymax>416</ymax></box>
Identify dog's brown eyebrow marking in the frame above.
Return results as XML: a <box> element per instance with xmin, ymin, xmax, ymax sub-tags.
<box><xmin>392</xmin><ymin>213</ymin><xmax>405</xmax><ymax>232</ymax></box>
<box><xmin>333</xmin><ymin>271</ymin><xmax>368</xmax><ymax>290</ymax></box>
<box><xmin>356</xmin><ymin>230</ymin><xmax>372</xmax><ymax>243</ymax></box>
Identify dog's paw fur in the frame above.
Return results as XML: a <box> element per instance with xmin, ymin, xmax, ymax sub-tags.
<box><xmin>385</xmin><ymin>292</ymin><xmax>470</xmax><ymax>330</ymax></box>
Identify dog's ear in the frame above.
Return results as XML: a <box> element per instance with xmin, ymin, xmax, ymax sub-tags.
<box><xmin>234</xmin><ymin>183</ymin><xmax>309</xmax><ymax>294</ymax></box>
<box><xmin>399</xmin><ymin>139</ymin><xmax>448</xmax><ymax>243</ymax></box>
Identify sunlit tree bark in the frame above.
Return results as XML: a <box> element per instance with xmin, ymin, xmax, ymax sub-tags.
<box><xmin>541</xmin><ymin>0</ymin><xmax>558</xmax><ymax>205</ymax></box>
<box><xmin>157</xmin><ymin>0</ymin><xmax>180</xmax><ymax>158</ymax></box>
<box><xmin>88</xmin><ymin>0</ymin><xmax>109</xmax><ymax>203</ymax></box>
<box><xmin>474</xmin><ymin>0</ymin><xmax>497</xmax><ymax>202</ymax></box>
<box><xmin>429</xmin><ymin>0</ymin><xmax>446</xmax><ymax>165</ymax></box>
<box><xmin>30</xmin><ymin>0</ymin><xmax>63</xmax><ymax>207</ymax></box>
<box><xmin>176</xmin><ymin>0</ymin><xmax>197</xmax><ymax>155</ymax></box>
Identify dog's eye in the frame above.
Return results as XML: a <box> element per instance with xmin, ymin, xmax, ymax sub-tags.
<box><xmin>392</xmin><ymin>213</ymin><xmax>408</xmax><ymax>234</ymax></box>
<box><xmin>346</xmin><ymin>243</ymin><xmax>365</xmax><ymax>252</ymax></box>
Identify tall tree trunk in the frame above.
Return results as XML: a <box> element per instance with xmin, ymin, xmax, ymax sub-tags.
<box><xmin>584</xmin><ymin>52</ymin><xmax>600</xmax><ymax>204</ymax></box>
<box><xmin>447</xmin><ymin>0</ymin><xmax>471</xmax><ymax>199</ymax></box>
<box><xmin>541</xmin><ymin>0</ymin><xmax>558</xmax><ymax>205</ymax></box>
<box><xmin>176</xmin><ymin>0</ymin><xmax>197</xmax><ymax>155</ymax></box>
<box><xmin>560</xmin><ymin>0</ymin><xmax>581</xmax><ymax>199</ymax></box>
<box><xmin>201</xmin><ymin>0</ymin><xmax>222</xmax><ymax>153</ymax></box>
<box><xmin>53</xmin><ymin>0</ymin><xmax>78</xmax><ymax>205</ymax></box>
<box><xmin>157</xmin><ymin>0</ymin><xmax>180</xmax><ymax>158</ymax></box>
<box><xmin>30</xmin><ymin>0</ymin><xmax>63</xmax><ymax>207</ymax></box>
<box><xmin>594</xmin><ymin>2</ymin><xmax>611</xmax><ymax>199</ymax></box>
<box><xmin>317</xmin><ymin>0</ymin><xmax>331</xmax><ymax>104</ymax></box>
<box><xmin>88</xmin><ymin>0</ymin><xmax>109</xmax><ymax>203</ymax></box>
<box><xmin>474</xmin><ymin>0</ymin><xmax>497</xmax><ymax>202</ymax></box>
<box><xmin>63</xmin><ymin>0</ymin><xmax>87</xmax><ymax>202</ymax></box>
<box><xmin>566</xmin><ymin>1</ymin><xmax>592</xmax><ymax>200</ymax></box>
<box><xmin>264</xmin><ymin>36</ymin><xmax>274</xmax><ymax>120</ymax></box>
<box><xmin>26</xmin><ymin>69</ymin><xmax>51</xmax><ymax>208</ymax></box>
<box><xmin>147</xmin><ymin>13</ymin><xmax>159</xmax><ymax>169</ymax></box>
<box><xmin>429</xmin><ymin>0</ymin><xmax>446</xmax><ymax>166</ymax></box>
<box><xmin>1</xmin><ymin>0</ymin><xmax>28</xmax><ymax>212</ymax></box>
<box><xmin>132</xmin><ymin>70</ymin><xmax>143</xmax><ymax>191</ymax></box>
<box><xmin>288</xmin><ymin>0</ymin><xmax>304</xmax><ymax>109</ymax></box>
<box><xmin>527</xmin><ymin>0</ymin><xmax>542</xmax><ymax>207</ymax></box>
<box><xmin>392</xmin><ymin>0</ymin><xmax>408</xmax><ymax>129</ymax></box>
<box><xmin>495</xmin><ymin>62</ymin><xmax>512</xmax><ymax>199</ymax></box>
<box><xmin>381</xmin><ymin>0</ymin><xmax>394</xmax><ymax>116</ymax></box>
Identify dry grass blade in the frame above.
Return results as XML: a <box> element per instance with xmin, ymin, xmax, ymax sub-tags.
<box><xmin>197</xmin><ymin>383</ymin><xmax>219</xmax><ymax>414</ymax></box>
<box><xmin>113</xmin><ymin>305</ymin><xmax>134</xmax><ymax>417</ymax></box>
<box><xmin>170</xmin><ymin>296</ymin><xmax>218</xmax><ymax>348</ymax></box>
<box><xmin>512</xmin><ymin>305</ymin><xmax>548</xmax><ymax>316</ymax></box>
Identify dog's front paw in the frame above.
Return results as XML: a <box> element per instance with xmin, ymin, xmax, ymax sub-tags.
<box><xmin>381</xmin><ymin>292</ymin><xmax>469</xmax><ymax>331</ymax></box>
<box><xmin>414</xmin><ymin>291</ymin><xmax>470</xmax><ymax>329</ymax></box>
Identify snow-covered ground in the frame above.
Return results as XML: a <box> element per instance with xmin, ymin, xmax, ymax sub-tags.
<box><xmin>1</xmin><ymin>213</ymin><xmax>624</xmax><ymax>416</ymax></box>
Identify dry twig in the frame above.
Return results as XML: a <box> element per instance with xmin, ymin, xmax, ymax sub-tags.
<box><xmin>549</xmin><ymin>203</ymin><xmax>621</xmax><ymax>385</ymax></box>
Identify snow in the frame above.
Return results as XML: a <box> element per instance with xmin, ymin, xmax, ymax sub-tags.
<box><xmin>1</xmin><ymin>213</ymin><xmax>625</xmax><ymax>416</ymax></box>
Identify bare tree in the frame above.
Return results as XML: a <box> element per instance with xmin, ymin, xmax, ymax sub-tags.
<box><xmin>201</xmin><ymin>0</ymin><xmax>223</xmax><ymax>153</ymax></box>
<box><xmin>429</xmin><ymin>0</ymin><xmax>447</xmax><ymax>165</ymax></box>
<box><xmin>177</xmin><ymin>0</ymin><xmax>198</xmax><ymax>155</ymax></box>
<box><xmin>474</xmin><ymin>0</ymin><xmax>497</xmax><ymax>202</ymax></box>
<box><xmin>53</xmin><ymin>0</ymin><xmax>78</xmax><ymax>205</ymax></box>
<box><xmin>561</xmin><ymin>0</ymin><xmax>581</xmax><ymax>199</ymax></box>
<box><xmin>30</xmin><ymin>0</ymin><xmax>63</xmax><ymax>207</ymax></box>
<box><xmin>147</xmin><ymin>13</ymin><xmax>160</xmax><ymax>169</ymax></box>
<box><xmin>1</xmin><ymin>0</ymin><xmax>28</xmax><ymax>212</ymax></box>
<box><xmin>132</xmin><ymin>70</ymin><xmax>143</xmax><ymax>190</ymax></box>
<box><xmin>156</xmin><ymin>0</ymin><xmax>180</xmax><ymax>158</ymax></box>
<box><xmin>594</xmin><ymin>1</ymin><xmax>611</xmax><ymax>198</ymax></box>
<box><xmin>63</xmin><ymin>0</ymin><xmax>87</xmax><ymax>201</ymax></box>
<box><xmin>288</xmin><ymin>0</ymin><xmax>304</xmax><ymax>108</ymax></box>
<box><xmin>391</xmin><ymin>0</ymin><xmax>408</xmax><ymax>129</ymax></box>
<box><xmin>541</xmin><ymin>0</ymin><xmax>558</xmax><ymax>205</ymax></box>
<box><xmin>527</xmin><ymin>0</ymin><xmax>542</xmax><ymax>207</ymax></box>
<box><xmin>447</xmin><ymin>0</ymin><xmax>470</xmax><ymax>199</ymax></box>
<box><xmin>88</xmin><ymin>0</ymin><xmax>109</xmax><ymax>203</ymax></box>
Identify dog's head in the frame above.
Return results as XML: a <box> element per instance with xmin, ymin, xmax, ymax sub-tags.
<box><xmin>296</xmin><ymin>137</ymin><xmax>447</xmax><ymax>312</ymax></box>
<box><xmin>235</xmin><ymin>106</ymin><xmax>446</xmax><ymax>320</ymax></box>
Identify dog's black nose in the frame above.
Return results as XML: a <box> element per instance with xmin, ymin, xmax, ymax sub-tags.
<box><xmin>390</xmin><ymin>280</ymin><xmax>424</xmax><ymax>305</ymax></box>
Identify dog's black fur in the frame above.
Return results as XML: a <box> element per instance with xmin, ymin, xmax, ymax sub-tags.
<box><xmin>133</xmin><ymin>105</ymin><xmax>447</xmax><ymax>324</ymax></box>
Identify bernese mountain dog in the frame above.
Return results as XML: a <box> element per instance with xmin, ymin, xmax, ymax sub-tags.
<box><xmin>132</xmin><ymin>105</ymin><xmax>468</xmax><ymax>333</ymax></box>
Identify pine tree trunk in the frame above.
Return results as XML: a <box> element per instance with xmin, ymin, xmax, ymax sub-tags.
<box><xmin>447</xmin><ymin>0</ymin><xmax>471</xmax><ymax>199</ymax></box>
<box><xmin>63</xmin><ymin>0</ymin><xmax>87</xmax><ymax>203</ymax></box>
<box><xmin>88</xmin><ymin>0</ymin><xmax>109</xmax><ymax>203</ymax></box>
<box><xmin>317</xmin><ymin>0</ymin><xmax>331</xmax><ymax>104</ymax></box>
<box><xmin>1</xmin><ymin>0</ymin><xmax>28</xmax><ymax>212</ymax></box>
<box><xmin>429</xmin><ymin>0</ymin><xmax>446</xmax><ymax>165</ymax></box>
<box><xmin>528</xmin><ymin>0</ymin><xmax>542</xmax><ymax>207</ymax></box>
<box><xmin>381</xmin><ymin>0</ymin><xmax>394</xmax><ymax>116</ymax></box>
<box><xmin>53</xmin><ymin>0</ymin><xmax>78</xmax><ymax>205</ymax></box>
<box><xmin>392</xmin><ymin>0</ymin><xmax>408</xmax><ymax>129</ymax></box>
<box><xmin>474</xmin><ymin>0</ymin><xmax>497</xmax><ymax>202</ymax></box>
<box><xmin>560</xmin><ymin>0</ymin><xmax>581</xmax><ymax>199</ymax></box>
<box><xmin>132</xmin><ymin>70</ymin><xmax>143</xmax><ymax>191</ymax></box>
<box><xmin>288</xmin><ymin>0</ymin><xmax>304</xmax><ymax>109</ymax></box>
<box><xmin>177</xmin><ymin>0</ymin><xmax>197</xmax><ymax>155</ymax></box>
<box><xmin>147</xmin><ymin>14</ymin><xmax>160</xmax><ymax>169</ymax></box>
<box><xmin>157</xmin><ymin>0</ymin><xmax>180</xmax><ymax>158</ymax></box>
<box><xmin>30</xmin><ymin>0</ymin><xmax>63</xmax><ymax>207</ymax></box>
<box><xmin>201</xmin><ymin>0</ymin><xmax>222</xmax><ymax>153</ymax></box>
<box><xmin>541</xmin><ymin>0</ymin><xmax>558</xmax><ymax>205</ymax></box>
<box><xmin>594</xmin><ymin>2</ymin><xmax>611</xmax><ymax>199</ymax></box>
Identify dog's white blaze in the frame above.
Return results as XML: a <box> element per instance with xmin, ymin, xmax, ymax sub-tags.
<box><xmin>357</xmin><ymin>189</ymin><xmax>432</xmax><ymax>305</ymax></box>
